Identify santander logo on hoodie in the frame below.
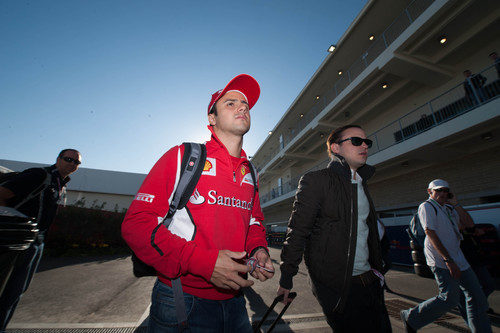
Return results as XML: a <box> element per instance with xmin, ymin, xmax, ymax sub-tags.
<box><xmin>189</xmin><ymin>188</ymin><xmax>253</xmax><ymax>211</ymax></box>
<box><xmin>189</xmin><ymin>189</ymin><xmax>205</xmax><ymax>204</ymax></box>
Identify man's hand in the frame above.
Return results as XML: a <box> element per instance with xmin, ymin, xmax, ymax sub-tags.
<box><xmin>277</xmin><ymin>286</ymin><xmax>292</xmax><ymax>304</ymax></box>
<box><xmin>250</xmin><ymin>249</ymin><xmax>274</xmax><ymax>281</ymax></box>
<box><xmin>210</xmin><ymin>250</ymin><xmax>253</xmax><ymax>290</ymax></box>
<box><xmin>425</xmin><ymin>229</ymin><xmax>461</xmax><ymax>279</ymax></box>
<box><xmin>446</xmin><ymin>261</ymin><xmax>461</xmax><ymax>279</ymax></box>
<box><xmin>446</xmin><ymin>195</ymin><xmax>458</xmax><ymax>206</ymax></box>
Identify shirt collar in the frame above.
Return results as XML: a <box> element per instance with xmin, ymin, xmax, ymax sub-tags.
<box><xmin>49</xmin><ymin>164</ymin><xmax>70</xmax><ymax>186</ymax></box>
<box><xmin>351</xmin><ymin>169</ymin><xmax>363</xmax><ymax>183</ymax></box>
<box><xmin>206</xmin><ymin>125</ymin><xmax>248</xmax><ymax>160</ymax></box>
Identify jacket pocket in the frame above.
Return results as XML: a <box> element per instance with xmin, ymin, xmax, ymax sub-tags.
<box><xmin>310</xmin><ymin>218</ymin><xmax>336</xmax><ymax>262</ymax></box>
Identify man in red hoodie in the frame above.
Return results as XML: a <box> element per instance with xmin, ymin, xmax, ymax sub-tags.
<box><xmin>122</xmin><ymin>74</ymin><xmax>273</xmax><ymax>332</ymax></box>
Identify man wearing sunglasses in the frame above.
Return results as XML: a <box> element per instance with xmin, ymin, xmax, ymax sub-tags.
<box><xmin>0</xmin><ymin>148</ymin><xmax>81</xmax><ymax>331</ymax></box>
<box><xmin>278</xmin><ymin>124</ymin><xmax>391</xmax><ymax>332</ymax></box>
<box><xmin>400</xmin><ymin>179</ymin><xmax>491</xmax><ymax>333</ymax></box>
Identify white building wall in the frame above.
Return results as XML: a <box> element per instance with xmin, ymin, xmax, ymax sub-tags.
<box><xmin>64</xmin><ymin>191</ymin><xmax>134</xmax><ymax>212</ymax></box>
<box><xmin>0</xmin><ymin>159</ymin><xmax>145</xmax><ymax>213</ymax></box>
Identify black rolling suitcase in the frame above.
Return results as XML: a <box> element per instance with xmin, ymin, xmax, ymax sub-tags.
<box><xmin>253</xmin><ymin>292</ymin><xmax>297</xmax><ymax>333</ymax></box>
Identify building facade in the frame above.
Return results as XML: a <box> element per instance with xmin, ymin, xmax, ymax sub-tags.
<box><xmin>251</xmin><ymin>0</ymin><xmax>500</xmax><ymax>228</ymax></box>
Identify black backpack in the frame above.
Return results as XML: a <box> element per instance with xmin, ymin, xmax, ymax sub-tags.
<box><xmin>408</xmin><ymin>200</ymin><xmax>437</xmax><ymax>249</ymax></box>
<box><xmin>131</xmin><ymin>142</ymin><xmax>259</xmax><ymax>277</ymax></box>
<box><xmin>0</xmin><ymin>167</ymin><xmax>52</xmax><ymax>223</ymax></box>
<box><xmin>407</xmin><ymin>201</ymin><xmax>438</xmax><ymax>279</ymax></box>
<box><xmin>0</xmin><ymin>167</ymin><xmax>52</xmax><ymax>212</ymax></box>
<box><xmin>130</xmin><ymin>143</ymin><xmax>207</xmax><ymax>277</ymax></box>
<box><xmin>129</xmin><ymin>142</ymin><xmax>258</xmax><ymax>331</ymax></box>
<box><xmin>0</xmin><ymin>168</ymin><xmax>51</xmax><ymax>253</ymax></box>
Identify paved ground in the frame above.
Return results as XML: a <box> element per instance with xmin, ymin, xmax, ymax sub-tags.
<box><xmin>5</xmin><ymin>246</ymin><xmax>500</xmax><ymax>332</ymax></box>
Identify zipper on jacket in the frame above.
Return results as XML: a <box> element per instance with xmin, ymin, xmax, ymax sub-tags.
<box><xmin>233</xmin><ymin>171</ymin><xmax>236</xmax><ymax>182</ymax></box>
<box><xmin>334</xmin><ymin>182</ymin><xmax>357</xmax><ymax>313</ymax></box>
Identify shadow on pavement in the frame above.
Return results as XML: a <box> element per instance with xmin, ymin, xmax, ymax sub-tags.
<box><xmin>244</xmin><ymin>286</ymin><xmax>292</xmax><ymax>332</ymax></box>
<box><xmin>384</xmin><ymin>284</ymin><xmax>426</xmax><ymax>304</ymax></box>
<box><xmin>36</xmin><ymin>254</ymin><xmax>130</xmax><ymax>272</ymax></box>
<box><xmin>388</xmin><ymin>264</ymin><xmax>414</xmax><ymax>273</ymax></box>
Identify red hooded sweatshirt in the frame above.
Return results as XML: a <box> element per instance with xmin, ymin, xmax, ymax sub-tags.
<box><xmin>122</xmin><ymin>126</ymin><xmax>267</xmax><ymax>300</ymax></box>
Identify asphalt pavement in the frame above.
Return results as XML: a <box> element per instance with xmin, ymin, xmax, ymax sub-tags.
<box><xmin>5</xmin><ymin>247</ymin><xmax>500</xmax><ymax>332</ymax></box>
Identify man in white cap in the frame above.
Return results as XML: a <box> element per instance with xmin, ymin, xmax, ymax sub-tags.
<box><xmin>122</xmin><ymin>74</ymin><xmax>273</xmax><ymax>332</ymax></box>
<box><xmin>400</xmin><ymin>179</ymin><xmax>491</xmax><ymax>332</ymax></box>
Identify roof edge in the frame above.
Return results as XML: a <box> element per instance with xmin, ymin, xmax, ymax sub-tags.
<box><xmin>252</xmin><ymin>0</ymin><xmax>376</xmax><ymax>160</ymax></box>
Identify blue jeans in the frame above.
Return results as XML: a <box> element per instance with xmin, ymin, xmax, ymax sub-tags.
<box><xmin>459</xmin><ymin>264</ymin><xmax>496</xmax><ymax>320</ymax></box>
<box><xmin>471</xmin><ymin>264</ymin><xmax>496</xmax><ymax>298</ymax></box>
<box><xmin>0</xmin><ymin>242</ymin><xmax>44</xmax><ymax>331</ymax></box>
<box><xmin>148</xmin><ymin>280</ymin><xmax>252</xmax><ymax>333</ymax></box>
<box><xmin>401</xmin><ymin>266</ymin><xmax>491</xmax><ymax>333</ymax></box>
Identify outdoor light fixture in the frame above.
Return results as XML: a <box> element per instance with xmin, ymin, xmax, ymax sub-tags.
<box><xmin>268</xmin><ymin>131</ymin><xmax>272</xmax><ymax>135</ymax></box>
<box><xmin>382</xmin><ymin>83</ymin><xmax>388</xmax><ymax>89</ymax></box>
<box><xmin>439</xmin><ymin>36</ymin><xmax>447</xmax><ymax>44</ymax></box>
<box><xmin>315</xmin><ymin>95</ymin><xmax>320</xmax><ymax>100</ymax></box>
<box><xmin>369</xmin><ymin>35</ymin><xmax>375</xmax><ymax>41</ymax></box>
<box><xmin>328</xmin><ymin>45</ymin><xmax>336</xmax><ymax>53</ymax></box>
<box><xmin>300</xmin><ymin>114</ymin><xmax>304</xmax><ymax>118</ymax></box>
<box><xmin>338</xmin><ymin>70</ymin><xmax>343</xmax><ymax>75</ymax></box>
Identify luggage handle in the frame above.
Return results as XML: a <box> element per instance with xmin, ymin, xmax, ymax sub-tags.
<box><xmin>253</xmin><ymin>292</ymin><xmax>297</xmax><ymax>333</ymax></box>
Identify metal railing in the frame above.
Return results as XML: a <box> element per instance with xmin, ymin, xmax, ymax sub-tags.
<box><xmin>261</xmin><ymin>158</ymin><xmax>329</xmax><ymax>204</ymax></box>
<box><xmin>260</xmin><ymin>64</ymin><xmax>500</xmax><ymax>204</ymax></box>
<box><xmin>368</xmin><ymin>64</ymin><xmax>500</xmax><ymax>154</ymax></box>
<box><xmin>255</xmin><ymin>0</ymin><xmax>435</xmax><ymax>170</ymax></box>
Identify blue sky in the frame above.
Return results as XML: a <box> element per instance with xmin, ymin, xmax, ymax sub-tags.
<box><xmin>1</xmin><ymin>0</ymin><xmax>367</xmax><ymax>173</ymax></box>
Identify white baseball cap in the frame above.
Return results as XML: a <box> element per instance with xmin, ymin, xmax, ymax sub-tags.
<box><xmin>428</xmin><ymin>179</ymin><xmax>450</xmax><ymax>190</ymax></box>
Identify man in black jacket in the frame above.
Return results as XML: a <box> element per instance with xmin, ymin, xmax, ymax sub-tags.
<box><xmin>0</xmin><ymin>149</ymin><xmax>81</xmax><ymax>331</ymax></box>
<box><xmin>277</xmin><ymin>125</ymin><xmax>390</xmax><ymax>332</ymax></box>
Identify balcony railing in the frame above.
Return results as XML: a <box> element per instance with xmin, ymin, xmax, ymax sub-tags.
<box><xmin>255</xmin><ymin>0</ymin><xmax>435</xmax><ymax>170</ymax></box>
<box><xmin>260</xmin><ymin>64</ymin><xmax>500</xmax><ymax>205</ymax></box>
<box><xmin>368</xmin><ymin>64</ymin><xmax>500</xmax><ymax>154</ymax></box>
<box><xmin>261</xmin><ymin>158</ymin><xmax>329</xmax><ymax>204</ymax></box>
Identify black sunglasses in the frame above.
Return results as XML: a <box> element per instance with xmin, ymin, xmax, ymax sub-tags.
<box><xmin>434</xmin><ymin>188</ymin><xmax>449</xmax><ymax>193</ymax></box>
<box><xmin>62</xmin><ymin>156</ymin><xmax>81</xmax><ymax>165</ymax></box>
<box><xmin>337</xmin><ymin>137</ymin><xmax>373</xmax><ymax>148</ymax></box>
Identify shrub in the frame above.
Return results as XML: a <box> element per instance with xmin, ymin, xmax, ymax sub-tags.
<box><xmin>45</xmin><ymin>205</ymin><xmax>130</xmax><ymax>256</ymax></box>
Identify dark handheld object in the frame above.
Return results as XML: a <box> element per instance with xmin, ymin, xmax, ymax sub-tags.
<box><xmin>253</xmin><ymin>292</ymin><xmax>297</xmax><ymax>333</ymax></box>
<box><xmin>0</xmin><ymin>207</ymin><xmax>38</xmax><ymax>296</ymax></box>
<box><xmin>0</xmin><ymin>207</ymin><xmax>38</xmax><ymax>252</ymax></box>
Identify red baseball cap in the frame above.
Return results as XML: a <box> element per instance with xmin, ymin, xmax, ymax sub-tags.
<box><xmin>207</xmin><ymin>74</ymin><xmax>260</xmax><ymax>114</ymax></box>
